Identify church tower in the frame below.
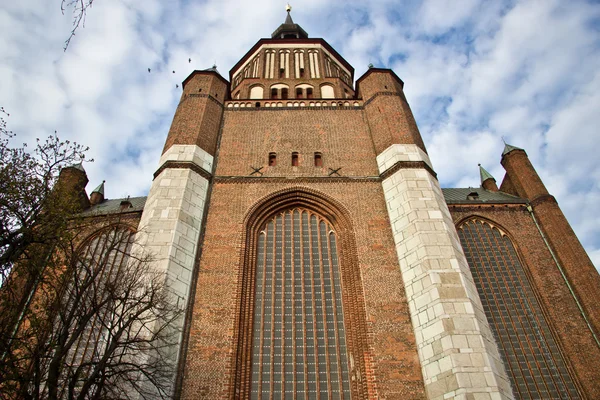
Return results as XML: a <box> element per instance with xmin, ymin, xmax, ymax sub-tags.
<box><xmin>121</xmin><ymin>6</ymin><xmax>600</xmax><ymax>399</ymax></box>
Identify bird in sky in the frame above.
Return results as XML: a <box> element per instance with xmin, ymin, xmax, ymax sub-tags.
<box><xmin>148</xmin><ymin>68</ymin><xmax>151</xmax><ymax>73</ymax></box>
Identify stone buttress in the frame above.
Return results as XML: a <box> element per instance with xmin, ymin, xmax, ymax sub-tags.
<box><xmin>359</xmin><ymin>69</ymin><xmax>514</xmax><ymax>400</ymax></box>
<box><xmin>134</xmin><ymin>70</ymin><xmax>228</xmax><ymax>365</ymax></box>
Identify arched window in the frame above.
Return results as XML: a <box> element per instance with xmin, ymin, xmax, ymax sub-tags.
<box><xmin>270</xmin><ymin>84</ymin><xmax>289</xmax><ymax>100</ymax></box>
<box><xmin>250</xmin><ymin>209</ymin><xmax>351</xmax><ymax>399</ymax></box>
<box><xmin>291</xmin><ymin>152</ymin><xmax>299</xmax><ymax>166</ymax></box>
<box><xmin>457</xmin><ymin>219</ymin><xmax>579</xmax><ymax>399</ymax></box>
<box><xmin>249</xmin><ymin>86</ymin><xmax>264</xmax><ymax>100</ymax></box>
<box><xmin>294</xmin><ymin>84</ymin><xmax>314</xmax><ymax>100</ymax></box>
<box><xmin>320</xmin><ymin>84</ymin><xmax>335</xmax><ymax>99</ymax></box>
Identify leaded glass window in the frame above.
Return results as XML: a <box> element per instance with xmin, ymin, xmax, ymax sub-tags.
<box><xmin>458</xmin><ymin>219</ymin><xmax>580</xmax><ymax>399</ymax></box>
<box><xmin>250</xmin><ymin>209</ymin><xmax>351</xmax><ymax>399</ymax></box>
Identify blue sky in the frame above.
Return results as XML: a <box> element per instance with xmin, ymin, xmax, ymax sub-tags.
<box><xmin>1</xmin><ymin>0</ymin><xmax>599</xmax><ymax>268</ymax></box>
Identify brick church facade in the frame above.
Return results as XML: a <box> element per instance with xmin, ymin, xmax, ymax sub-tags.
<box><xmin>67</xmin><ymin>10</ymin><xmax>600</xmax><ymax>399</ymax></box>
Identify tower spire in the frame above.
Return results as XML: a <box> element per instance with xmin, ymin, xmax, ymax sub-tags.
<box><xmin>285</xmin><ymin>3</ymin><xmax>294</xmax><ymax>24</ymax></box>
<box><xmin>479</xmin><ymin>164</ymin><xmax>498</xmax><ymax>192</ymax></box>
<box><xmin>272</xmin><ymin>3</ymin><xmax>308</xmax><ymax>39</ymax></box>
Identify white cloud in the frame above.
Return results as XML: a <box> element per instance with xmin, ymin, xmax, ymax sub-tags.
<box><xmin>0</xmin><ymin>0</ymin><xmax>599</xmax><ymax>270</ymax></box>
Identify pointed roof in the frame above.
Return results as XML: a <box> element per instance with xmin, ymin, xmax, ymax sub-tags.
<box><xmin>69</xmin><ymin>162</ymin><xmax>86</xmax><ymax>172</ymax></box>
<box><xmin>91</xmin><ymin>180</ymin><xmax>105</xmax><ymax>195</ymax></box>
<box><xmin>479</xmin><ymin>164</ymin><xmax>495</xmax><ymax>183</ymax></box>
<box><xmin>502</xmin><ymin>143</ymin><xmax>524</xmax><ymax>156</ymax></box>
<box><xmin>202</xmin><ymin>64</ymin><xmax>221</xmax><ymax>75</ymax></box>
<box><xmin>284</xmin><ymin>10</ymin><xmax>294</xmax><ymax>24</ymax></box>
<box><xmin>272</xmin><ymin>5</ymin><xmax>308</xmax><ymax>39</ymax></box>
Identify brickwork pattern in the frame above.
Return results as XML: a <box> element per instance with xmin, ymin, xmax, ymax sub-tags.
<box><xmin>180</xmin><ymin>182</ymin><xmax>426</xmax><ymax>399</ymax></box>
<box><xmin>377</xmin><ymin>144</ymin><xmax>513</xmax><ymax>400</ymax></box>
<box><xmin>216</xmin><ymin>108</ymin><xmax>379</xmax><ymax>178</ymax></box>
<box><xmin>358</xmin><ymin>70</ymin><xmax>427</xmax><ymax>154</ymax></box>
<box><xmin>449</xmin><ymin>205</ymin><xmax>600</xmax><ymax>398</ymax></box>
<box><xmin>163</xmin><ymin>73</ymin><xmax>228</xmax><ymax>156</ymax></box>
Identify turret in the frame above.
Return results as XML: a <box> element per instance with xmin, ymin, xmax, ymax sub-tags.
<box><xmin>500</xmin><ymin>142</ymin><xmax>600</xmax><ymax>338</ymax></box>
<box><xmin>162</xmin><ymin>67</ymin><xmax>229</xmax><ymax>157</ymax></box>
<box><xmin>500</xmin><ymin>143</ymin><xmax>548</xmax><ymax>200</ymax></box>
<box><xmin>89</xmin><ymin>180</ymin><xmax>105</xmax><ymax>206</ymax></box>
<box><xmin>56</xmin><ymin>163</ymin><xmax>90</xmax><ymax>211</ymax></box>
<box><xmin>479</xmin><ymin>164</ymin><xmax>498</xmax><ymax>192</ymax></box>
<box><xmin>356</xmin><ymin>68</ymin><xmax>427</xmax><ymax>154</ymax></box>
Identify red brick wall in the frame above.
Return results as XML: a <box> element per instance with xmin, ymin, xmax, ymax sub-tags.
<box><xmin>216</xmin><ymin>108</ymin><xmax>379</xmax><ymax>177</ymax></box>
<box><xmin>357</xmin><ymin>70</ymin><xmax>427</xmax><ymax>154</ymax></box>
<box><xmin>181</xmin><ymin>181</ymin><xmax>425</xmax><ymax>399</ymax></box>
<box><xmin>163</xmin><ymin>73</ymin><xmax>228</xmax><ymax>156</ymax></box>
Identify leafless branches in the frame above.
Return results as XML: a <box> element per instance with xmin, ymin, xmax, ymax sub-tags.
<box><xmin>61</xmin><ymin>0</ymin><xmax>95</xmax><ymax>51</ymax></box>
<box><xmin>0</xmin><ymin>224</ymin><xmax>183</xmax><ymax>399</ymax></box>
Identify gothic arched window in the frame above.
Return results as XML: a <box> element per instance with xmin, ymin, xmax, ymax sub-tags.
<box><xmin>250</xmin><ymin>208</ymin><xmax>351</xmax><ymax>399</ymax></box>
<box><xmin>457</xmin><ymin>219</ymin><xmax>580</xmax><ymax>399</ymax></box>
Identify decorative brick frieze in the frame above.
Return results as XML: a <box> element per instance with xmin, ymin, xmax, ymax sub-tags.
<box><xmin>378</xmin><ymin>143</ymin><xmax>514</xmax><ymax>400</ymax></box>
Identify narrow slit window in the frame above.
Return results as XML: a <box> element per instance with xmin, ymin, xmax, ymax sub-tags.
<box><xmin>291</xmin><ymin>152</ymin><xmax>299</xmax><ymax>167</ymax></box>
<box><xmin>281</xmin><ymin>88</ymin><xmax>288</xmax><ymax>100</ymax></box>
<box><xmin>269</xmin><ymin>153</ymin><xmax>277</xmax><ymax>166</ymax></box>
<box><xmin>279</xmin><ymin>68</ymin><xmax>285</xmax><ymax>78</ymax></box>
<box><xmin>299</xmin><ymin>67</ymin><xmax>305</xmax><ymax>78</ymax></box>
<box><xmin>296</xmin><ymin>88</ymin><xmax>303</xmax><ymax>99</ymax></box>
<box><xmin>314</xmin><ymin>152</ymin><xmax>323</xmax><ymax>167</ymax></box>
<box><xmin>271</xmin><ymin>88</ymin><xmax>278</xmax><ymax>99</ymax></box>
<box><xmin>306</xmin><ymin>88</ymin><xmax>313</xmax><ymax>99</ymax></box>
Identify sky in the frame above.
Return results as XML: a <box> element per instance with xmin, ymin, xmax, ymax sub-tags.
<box><xmin>1</xmin><ymin>0</ymin><xmax>599</xmax><ymax>268</ymax></box>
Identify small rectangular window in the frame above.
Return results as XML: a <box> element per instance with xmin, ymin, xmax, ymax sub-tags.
<box><xmin>269</xmin><ymin>153</ymin><xmax>277</xmax><ymax>166</ymax></box>
<box><xmin>281</xmin><ymin>88</ymin><xmax>288</xmax><ymax>100</ymax></box>
<box><xmin>307</xmin><ymin>88</ymin><xmax>313</xmax><ymax>99</ymax></box>
<box><xmin>296</xmin><ymin>88</ymin><xmax>303</xmax><ymax>99</ymax></box>
<box><xmin>292</xmin><ymin>152</ymin><xmax>299</xmax><ymax>167</ymax></box>
<box><xmin>271</xmin><ymin>88</ymin><xmax>278</xmax><ymax>99</ymax></box>
<box><xmin>314</xmin><ymin>152</ymin><xmax>323</xmax><ymax>167</ymax></box>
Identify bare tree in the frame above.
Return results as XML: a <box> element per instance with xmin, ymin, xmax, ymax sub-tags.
<box><xmin>0</xmin><ymin>107</ymin><xmax>88</xmax><ymax>361</ymax></box>
<box><xmin>0</xmin><ymin>112</ymin><xmax>181</xmax><ymax>399</ymax></box>
<box><xmin>61</xmin><ymin>0</ymin><xmax>94</xmax><ymax>51</ymax></box>
<box><xmin>1</xmin><ymin>223</ymin><xmax>183</xmax><ymax>399</ymax></box>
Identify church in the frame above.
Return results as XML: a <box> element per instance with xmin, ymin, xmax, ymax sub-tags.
<box><xmin>65</xmin><ymin>8</ymin><xmax>600</xmax><ymax>399</ymax></box>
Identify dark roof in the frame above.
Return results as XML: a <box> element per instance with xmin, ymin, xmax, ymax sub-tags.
<box><xmin>81</xmin><ymin>196</ymin><xmax>147</xmax><ymax>216</ymax></box>
<box><xmin>442</xmin><ymin>188</ymin><xmax>526</xmax><ymax>204</ymax></box>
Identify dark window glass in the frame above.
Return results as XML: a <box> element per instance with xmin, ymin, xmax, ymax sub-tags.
<box><xmin>307</xmin><ymin>88</ymin><xmax>313</xmax><ymax>99</ymax></box>
<box><xmin>281</xmin><ymin>88</ymin><xmax>288</xmax><ymax>100</ymax></box>
<box><xmin>269</xmin><ymin>153</ymin><xmax>277</xmax><ymax>166</ymax></box>
<box><xmin>296</xmin><ymin>88</ymin><xmax>303</xmax><ymax>99</ymax></box>
<box><xmin>271</xmin><ymin>88</ymin><xmax>278</xmax><ymax>99</ymax></box>
<box><xmin>250</xmin><ymin>210</ymin><xmax>350</xmax><ymax>399</ymax></box>
<box><xmin>458</xmin><ymin>220</ymin><xmax>579</xmax><ymax>399</ymax></box>
<box><xmin>292</xmin><ymin>152</ymin><xmax>299</xmax><ymax>167</ymax></box>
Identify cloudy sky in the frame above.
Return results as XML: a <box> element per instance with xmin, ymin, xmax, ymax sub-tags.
<box><xmin>1</xmin><ymin>0</ymin><xmax>599</xmax><ymax>267</ymax></box>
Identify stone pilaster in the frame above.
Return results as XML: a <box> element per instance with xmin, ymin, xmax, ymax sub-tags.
<box><xmin>378</xmin><ymin>144</ymin><xmax>514</xmax><ymax>400</ymax></box>
<box><xmin>136</xmin><ymin>144</ymin><xmax>213</xmax><ymax>303</ymax></box>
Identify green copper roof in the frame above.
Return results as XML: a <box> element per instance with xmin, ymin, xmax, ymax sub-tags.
<box><xmin>479</xmin><ymin>164</ymin><xmax>495</xmax><ymax>184</ymax></box>
<box><xmin>91</xmin><ymin>180</ymin><xmax>105</xmax><ymax>195</ymax></box>
<box><xmin>502</xmin><ymin>143</ymin><xmax>524</xmax><ymax>156</ymax></box>
<box><xmin>442</xmin><ymin>188</ymin><xmax>525</xmax><ymax>204</ymax></box>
